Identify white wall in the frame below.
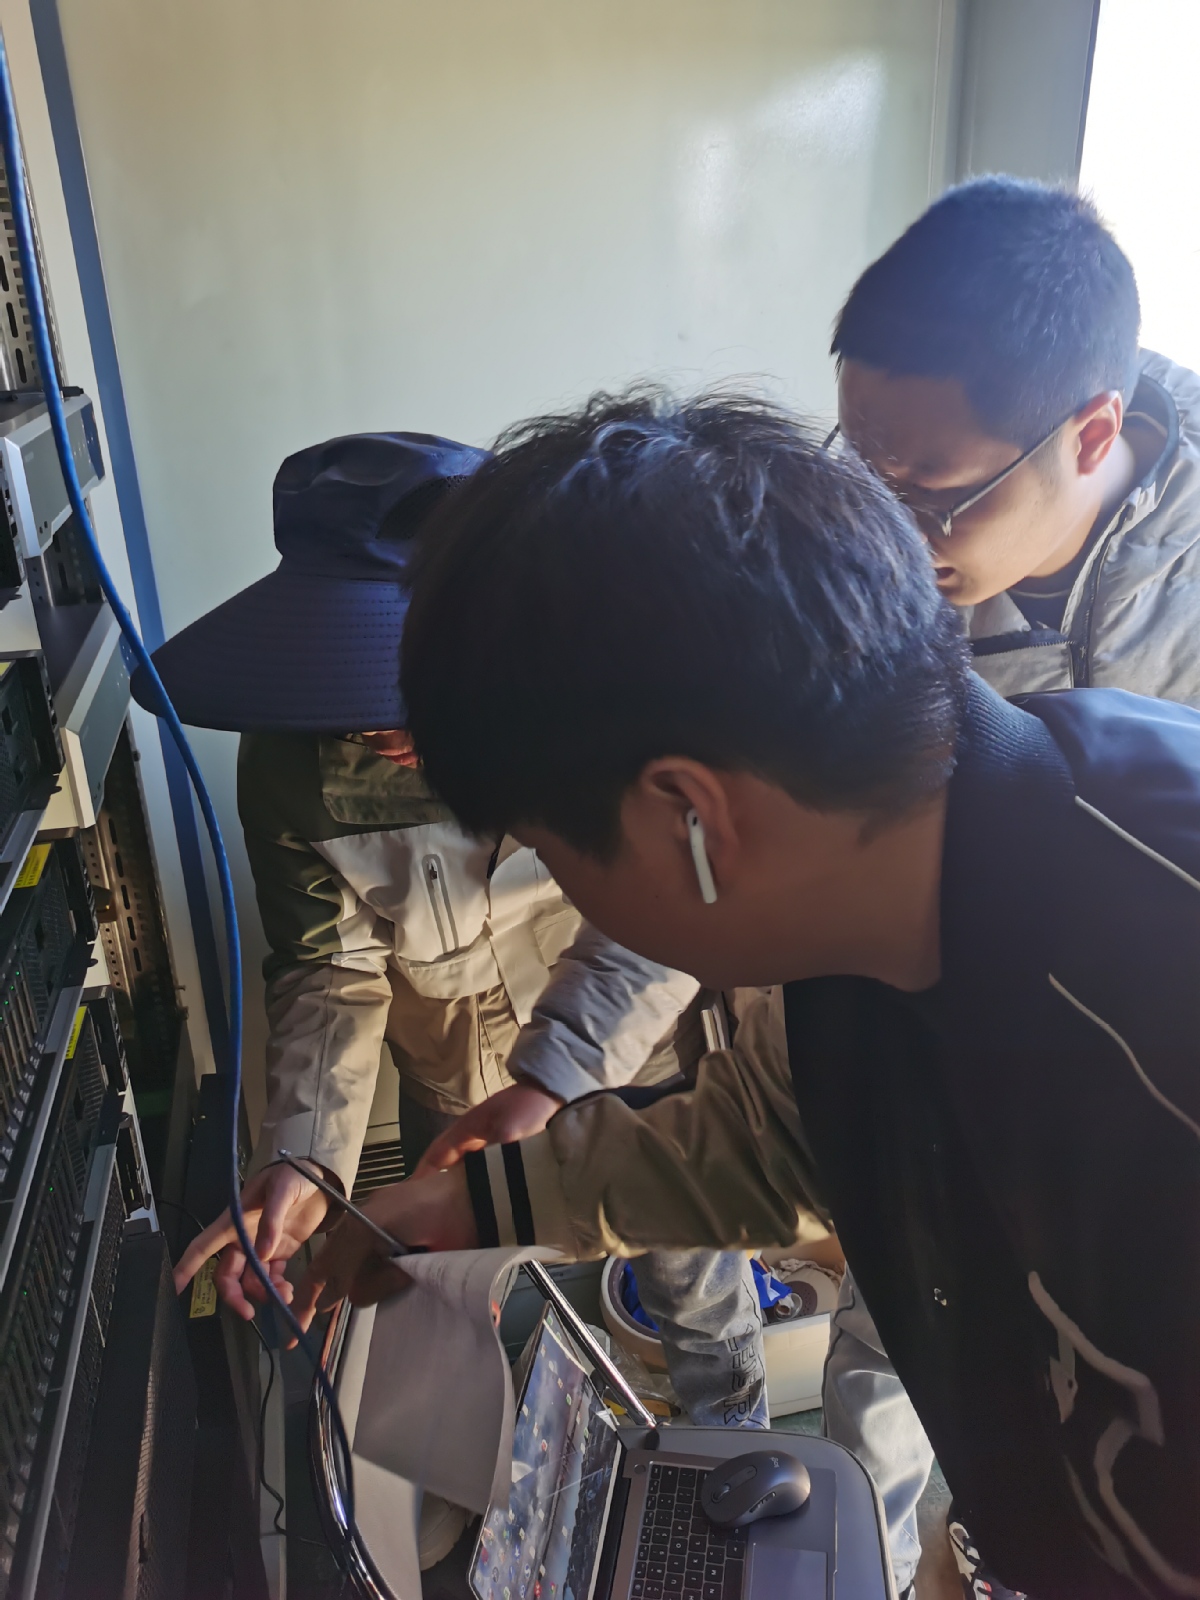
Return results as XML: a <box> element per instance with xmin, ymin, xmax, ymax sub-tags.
<box><xmin>52</xmin><ymin>0</ymin><xmax>958</xmax><ymax>1129</ymax></box>
<box><xmin>1080</xmin><ymin>0</ymin><xmax>1200</xmax><ymax>374</ymax></box>
<box><xmin>953</xmin><ymin>0</ymin><xmax>1098</xmax><ymax>183</ymax></box>
<box><xmin>0</xmin><ymin>0</ymin><xmax>217</xmax><ymax>1078</ymax></box>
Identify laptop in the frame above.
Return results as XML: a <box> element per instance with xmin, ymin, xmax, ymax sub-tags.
<box><xmin>468</xmin><ymin>1304</ymin><xmax>837</xmax><ymax>1600</ymax></box>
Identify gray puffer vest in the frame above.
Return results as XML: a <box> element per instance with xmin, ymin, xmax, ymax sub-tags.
<box><xmin>968</xmin><ymin>351</ymin><xmax>1200</xmax><ymax>708</ymax></box>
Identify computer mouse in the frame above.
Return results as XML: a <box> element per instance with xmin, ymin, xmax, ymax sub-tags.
<box><xmin>700</xmin><ymin>1449</ymin><xmax>812</xmax><ymax>1528</ymax></box>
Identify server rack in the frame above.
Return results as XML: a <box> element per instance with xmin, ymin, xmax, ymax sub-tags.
<box><xmin>78</xmin><ymin>728</ymin><xmax>184</xmax><ymax>1195</ymax></box>
<box><xmin>0</xmin><ymin>125</ymin><xmax>246</xmax><ymax>1600</ymax></box>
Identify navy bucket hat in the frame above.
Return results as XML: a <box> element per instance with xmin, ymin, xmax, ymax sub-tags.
<box><xmin>131</xmin><ymin>432</ymin><xmax>490</xmax><ymax>733</ymax></box>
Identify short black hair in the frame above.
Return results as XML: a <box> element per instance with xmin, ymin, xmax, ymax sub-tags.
<box><xmin>401</xmin><ymin>389</ymin><xmax>970</xmax><ymax>857</ymax></box>
<box><xmin>832</xmin><ymin>177</ymin><xmax>1141</xmax><ymax>446</ymax></box>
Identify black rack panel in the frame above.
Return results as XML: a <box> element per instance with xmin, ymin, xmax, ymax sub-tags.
<box><xmin>63</xmin><ymin>1230</ymin><xmax>196</xmax><ymax>1600</ymax></box>
<box><xmin>32</xmin><ymin>1154</ymin><xmax>124</xmax><ymax>1600</ymax></box>
<box><xmin>0</xmin><ymin>1012</ymin><xmax>110</xmax><ymax>1599</ymax></box>
<box><xmin>0</xmin><ymin>659</ymin><xmax>61</xmax><ymax>861</ymax></box>
<box><xmin>0</xmin><ymin>840</ymin><xmax>96</xmax><ymax>1221</ymax></box>
<box><xmin>79</xmin><ymin>989</ymin><xmax>126</xmax><ymax>1097</ymax></box>
<box><xmin>80</xmin><ymin>731</ymin><xmax>182</xmax><ymax>1191</ymax></box>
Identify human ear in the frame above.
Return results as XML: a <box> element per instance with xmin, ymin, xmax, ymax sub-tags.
<box><xmin>1072</xmin><ymin>391</ymin><xmax>1124</xmax><ymax>476</ymax></box>
<box><xmin>631</xmin><ymin>760</ymin><xmax>739</xmax><ymax>900</ymax></box>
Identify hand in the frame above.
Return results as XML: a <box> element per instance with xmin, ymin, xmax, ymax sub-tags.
<box><xmin>172</xmin><ymin>1161</ymin><xmax>333</xmax><ymax>1320</ymax></box>
<box><xmin>413</xmin><ymin>1083</ymin><xmax>565</xmax><ymax>1177</ymax></box>
<box><xmin>359</xmin><ymin>729</ymin><xmax>420</xmax><ymax>768</ymax></box>
<box><xmin>291</xmin><ymin>1165</ymin><xmax>478</xmax><ymax>1336</ymax></box>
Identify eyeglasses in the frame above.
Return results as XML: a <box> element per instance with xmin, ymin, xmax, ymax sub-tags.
<box><xmin>822</xmin><ymin>415</ymin><xmax>1069</xmax><ymax>540</ymax></box>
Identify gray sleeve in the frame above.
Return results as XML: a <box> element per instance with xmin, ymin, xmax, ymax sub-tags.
<box><xmin>248</xmin><ymin>960</ymin><xmax>393</xmax><ymax>1195</ymax></box>
<box><xmin>507</xmin><ymin>922</ymin><xmax>700</xmax><ymax>1102</ymax></box>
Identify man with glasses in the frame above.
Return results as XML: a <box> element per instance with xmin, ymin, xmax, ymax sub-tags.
<box><xmin>824</xmin><ymin>175</ymin><xmax>1200</xmax><ymax>1596</ymax></box>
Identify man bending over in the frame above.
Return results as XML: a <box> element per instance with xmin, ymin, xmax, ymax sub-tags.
<box><xmin>295</xmin><ymin>393</ymin><xmax>1200</xmax><ymax>1600</ymax></box>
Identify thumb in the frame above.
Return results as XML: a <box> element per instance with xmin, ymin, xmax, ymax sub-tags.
<box><xmin>413</xmin><ymin>1131</ymin><xmax>487</xmax><ymax>1179</ymax></box>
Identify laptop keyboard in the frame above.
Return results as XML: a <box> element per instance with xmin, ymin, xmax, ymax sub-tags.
<box><xmin>629</xmin><ymin>1463</ymin><xmax>748</xmax><ymax>1600</ymax></box>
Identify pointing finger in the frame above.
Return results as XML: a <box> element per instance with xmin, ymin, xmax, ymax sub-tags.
<box><xmin>173</xmin><ymin>1208</ymin><xmax>242</xmax><ymax>1295</ymax></box>
<box><xmin>412</xmin><ymin>1131</ymin><xmax>486</xmax><ymax>1179</ymax></box>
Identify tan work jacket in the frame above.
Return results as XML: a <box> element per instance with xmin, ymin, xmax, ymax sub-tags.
<box><xmin>239</xmin><ymin>732</ymin><xmax>697</xmax><ymax>1192</ymax></box>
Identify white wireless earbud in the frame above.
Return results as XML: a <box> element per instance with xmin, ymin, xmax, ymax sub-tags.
<box><xmin>686</xmin><ymin>809</ymin><xmax>719</xmax><ymax>905</ymax></box>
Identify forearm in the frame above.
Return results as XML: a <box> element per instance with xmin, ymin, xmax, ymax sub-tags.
<box><xmin>251</xmin><ymin>962</ymin><xmax>393</xmax><ymax>1194</ymax></box>
<box><xmin>507</xmin><ymin>922</ymin><xmax>701</xmax><ymax>1102</ymax></box>
<box><xmin>467</xmin><ymin>991</ymin><xmax>830</xmax><ymax>1257</ymax></box>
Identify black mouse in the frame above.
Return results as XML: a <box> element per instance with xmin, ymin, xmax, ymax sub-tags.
<box><xmin>700</xmin><ymin>1449</ymin><xmax>812</xmax><ymax>1528</ymax></box>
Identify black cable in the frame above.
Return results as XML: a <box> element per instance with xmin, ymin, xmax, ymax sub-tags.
<box><xmin>248</xmin><ymin>1317</ymin><xmax>289</xmax><ymax>1536</ymax></box>
<box><xmin>157</xmin><ymin>1198</ymin><xmax>206</xmax><ymax>1235</ymax></box>
<box><xmin>249</xmin><ymin>1317</ymin><xmax>355</xmax><ymax>1569</ymax></box>
<box><xmin>159</xmin><ymin>1203</ymin><xmax>295</xmax><ymax>1544</ymax></box>
<box><xmin>168</xmin><ymin>1211</ymin><xmax>346</xmax><ymax>1561</ymax></box>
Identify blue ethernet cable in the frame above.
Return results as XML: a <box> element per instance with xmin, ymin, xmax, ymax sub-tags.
<box><xmin>0</xmin><ymin>27</ymin><xmax>360</xmax><ymax>1553</ymax></box>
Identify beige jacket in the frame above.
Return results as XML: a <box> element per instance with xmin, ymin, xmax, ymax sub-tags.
<box><xmin>470</xmin><ymin>988</ymin><xmax>832</xmax><ymax>1258</ymax></box>
<box><xmin>239</xmin><ymin>732</ymin><xmax>698</xmax><ymax>1192</ymax></box>
<box><xmin>469</xmin><ymin>352</ymin><xmax>1200</xmax><ymax>1261</ymax></box>
<box><xmin>968</xmin><ymin>351</ymin><xmax>1200</xmax><ymax>702</ymax></box>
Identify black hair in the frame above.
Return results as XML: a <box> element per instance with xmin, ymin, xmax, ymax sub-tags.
<box><xmin>832</xmin><ymin>177</ymin><xmax>1141</xmax><ymax>446</ymax></box>
<box><xmin>400</xmin><ymin>388</ymin><xmax>970</xmax><ymax>857</ymax></box>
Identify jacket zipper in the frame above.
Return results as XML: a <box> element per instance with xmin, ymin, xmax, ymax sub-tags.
<box><xmin>422</xmin><ymin>854</ymin><xmax>460</xmax><ymax>954</ymax></box>
<box><xmin>1068</xmin><ymin>501</ymin><xmax>1136</xmax><ymax>688</ymax></box>
<box><xmin>1064</xmin><ymin>368</ymin><xmax>1177</xmax><ymax>684</ymax></box>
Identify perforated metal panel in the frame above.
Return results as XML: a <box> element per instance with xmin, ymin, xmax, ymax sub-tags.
<box><xmin>78</xmin><ymin>732</ymin><xmax>181</xmax><ymax>1192</ymax></box>
<box><xmin>0</xmin><ymin>842</ymin><xmax>93</xmax><ymax>1206</ymax></box>
<box><xmin>350</xmin><ymin>1136</ymin><xmax>404</xmax><ymax>1202</ymax></box>
<box><xmin>33</xmin><ymin>1160</ymin><xmax>124</xmax><ymax>1600</ymax></box>
<box><xmin>0</xmin><ymin>1134</ymin><xmax>85</xmax><ymax>1596</ymax></box>
<box><xmin>62</xmin><ymin>1232</ymin><xmax>196</xmax><ymax>1600</ymax></box>
<box><xmin>130</xmin><ymin>1246</ymin><xmax>194</xmax><ymax>1600</ymax></box>
<box><xmin>79</xmin><ymin>732</ymin><xmax>178</xmax><ymax>1063</ymax></box>
<box><xmin>0</xmin><ymin>1033</ymin><xmax>111</xmax><ymax>1600</ymax></box>
<box><xmin>0</xmin><ymin>145</ymin><xmax>61</xmax><ymax>395</ymax></box>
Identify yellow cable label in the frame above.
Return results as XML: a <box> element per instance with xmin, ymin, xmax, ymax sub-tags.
<box><xmin>15</xmin><ymin>844</ymin><xmax>50</xmax><ymax>889</ymax></box>
<box><xmin>189</xmin><ymin>1258</ymin><xmax>219</xmax><ymax>1319</ymax></box>
<box><xmin>65</xmin><ymin>1007</ymin><xmax>87</xmax><ymax>1059</ymax></box>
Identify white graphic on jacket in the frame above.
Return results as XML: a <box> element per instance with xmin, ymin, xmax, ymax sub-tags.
<box><xmin>1029</xmin><ymin>1272</ymin><xmax>1200</xmax><ymax>1597</ymax></box>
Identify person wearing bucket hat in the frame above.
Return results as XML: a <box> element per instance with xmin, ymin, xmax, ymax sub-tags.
<box><xmin>157</xmin><ymin>431</ymin><xmax>777</xmax><ymax>1452</ymax></box>
<box><xmin>133</xmin><ymin>430</ymin><xmax>484</xmax><ymax>734</ymax></box>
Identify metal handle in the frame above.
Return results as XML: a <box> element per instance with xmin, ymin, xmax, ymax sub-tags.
<box><xmin>276</xmin><ymin>1151</ymin><xmax>420</xmax><ymax>1257</ymax></box>
<box><xmin>310</xmin><ymin>1305</ymin><xmax>398</xmax><ymax>1600</ymax></box>
<box><xmin>522</xmin><ymin>1259</ymin><xmax>659</xmax><ymax>1436</ymax></box>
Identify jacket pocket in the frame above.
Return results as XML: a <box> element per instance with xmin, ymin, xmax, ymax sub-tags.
<box><xmin>422</xmin><ymin>853</ymin><xmax>460</xmax><ymax>954</ymax></box>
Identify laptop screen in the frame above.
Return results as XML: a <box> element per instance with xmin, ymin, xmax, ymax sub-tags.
<box><xmin>470</xmin><ymin>1307</ymin><xmax>621</xmax><ymax>1600</ymax></box>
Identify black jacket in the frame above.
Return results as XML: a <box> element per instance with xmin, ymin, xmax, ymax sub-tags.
<box><xmin>786</xmin><ymin>679</ymin><xmax>1200</xmax><ymax>1598</ymax></box>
